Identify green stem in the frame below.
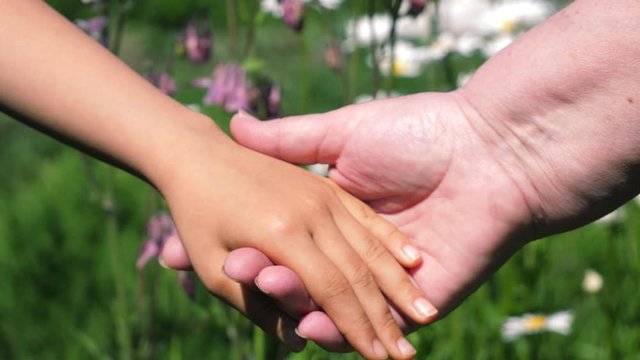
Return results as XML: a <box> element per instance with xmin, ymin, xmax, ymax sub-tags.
<box><xmin>346</xmin><ymin>2</ymin><xmax>361</xmax><ymax>103</ymax></box>
<box><xmin>104</xmin><ymin>3</ymin><xmax>132</xmax><ymax>358</ymax></box>
<box><xmin>104</xmin><ymin>168</ymin><xmax>133</xmax><ymax>360</ymax></box>
<box><xmin>242</xmin><ymin>0</ymin><xmax>260</xmax><ymax>59</ymax></box>
<box><xmin>226</xmin><ymin>0</ymin><xmax>239</xmax><ymax>60</ymax></box>
<box><xmin>367</xmin><ymin>0</ymin><xmax>381</xmax><ymax>97</ymax></box>
<box><xmin>253</xmin><ymin>328</ymin><xmax>266</xmax><ymax>360</ymax></box>
<box><xmin>299</xmin><ymin>28</ymin><xmax>311</xmax><ymax>113</ymax></box>
<box><xmin>385</xmin><ymin>0</ymin><xmax>402</xmax><ymax>94</ymax></box>
<box><xmin>108</xmin><ymin>0</ymin><xmax>128</xmax><ymax>56</ymax></box>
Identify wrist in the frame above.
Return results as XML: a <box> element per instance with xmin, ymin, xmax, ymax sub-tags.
<box><xmin>137</xmin><ymin>111</ymin><xmax>236</xmax><ymax>196</ymax></box>
<box><xmin>460</xmin><ymin>71</ymin><xmax>640</xmax><ymax>239</ymax></box>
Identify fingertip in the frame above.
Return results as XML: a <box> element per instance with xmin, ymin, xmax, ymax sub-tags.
<box><xmin>232</xmin><ymin>110</ymin><xmax>261</xmax><ymax>123</ymax></box>
<box><xmin>297</xmin><ymin>311</ymin><xmax>352</xmax><ymax>352</ymax></box>
<box><xmin>223</xmin><ymin>248</ymin><xmax>273</xmax><ymax>284</ymax></box>
<box><xmin>413</xmin><ymin>297</ymin><xmax>439</xmax><ymax>324</ymax></box>
<box><xmin>400</xmin><ymin>244</ymin><xmax>423</xmax><ymax>268</ymax></box>
<box><xmin>159</xmin><ymin>234</ymin><xmax>192</xmax><ymax>270</ymax></box>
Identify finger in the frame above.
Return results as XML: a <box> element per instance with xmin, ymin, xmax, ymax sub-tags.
<box><xmin>230</xmin><ymin>110</ymin><xmax>355</xmax><ymax>165</ymax></box>
<box><xmin>260</xmin><ymin>238</ymin><xmax>391</xmax><ymax>360</ymax></box>
<box><xmin>223</xmin><ymin>247</ymin><xmax>274</xmax><ymax>287</ymax></box>
<box><xmin>190</xmin><ymin>249</ymin><xmax>307</xmax><ymax>352</ymax></box>
<box><xmin>329</xmin><ymin>179</ymin><xmax>424</xmax><ymax>269</ymax></box>
<box><xmin>224</xmin><ymin>249</ymin><xmax>319</xmax><ymax>318</ymax></box>
<box><xmin>331</xmin><ymin>202</ymin><xmax>438</xmax><ymax>327</ymax></box>
<box><xmin>159</xmin><ymin>233</ymin><xmax>193</xmax><ymax>270</ymax></box>
<box><xmin>297</xmin><ymin>311</ymin><xmax>352</xmax><ymax>352</ymax></box>
<box><xmin>256</xmin><ymin>265</ymin><xmax>318</xmax><ymax>318</ymax></box>
<box><xmin>310</xmin><ymin>222</ymin><xmax>416</xmax><ymax>360</ymax></box>
<box><xmin>297</xmin><ymin>306</ymin><xmax>416</xmax><ymax>353</ymax></box>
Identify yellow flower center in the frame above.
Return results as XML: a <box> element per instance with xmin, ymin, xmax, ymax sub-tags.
<box><xmin>524</xmin><ymin>315</ymin><xmax>547</xmax><ymax>331</ymax></box>
<box><xmin>392</xmin><ymin>60</ymin><xmax>408</xmax><ymax>76</ymax></box>
<box><xmin>501</xmin><ymin>20</ymin><xmax>516</xmax><ymax>32</ymax></box>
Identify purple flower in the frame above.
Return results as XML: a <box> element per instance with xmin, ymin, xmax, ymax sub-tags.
<box><xmin>408</xmin><ymin>0</ymin><xmax>429</xmax><ymax>16</ymax></box>
<box><xmin>203</xmin><ymin>64</ymin><xmax>250</xmax><ymax>112</ymax></box>
<box><xmin>136</xmin><ymin>213</ymin><xmax>176</xmax><ymax>269</ymax></box>
<box><xmin>148</xmin><ymin>72</ymin><xmax>177</xmax><ymax>96</ymax></box>
<box><xmin>281</xmin><ymin>0</ymin><xmax>304</xmax><ymax>32</ymax></box>
<box><xmin>76</xmin><ymin>15</ymin><xmax>108</xmax><ymax>46</ymax></box>
<box><xmin>184</xmin><ymin>22</ymin><xmax>212</xmax><ymax>63</ymax></box>
<box><xmin>177</xmin><ymin>271</ymin><xmax>196</xmax><ymax>300</ymax></box>
<box><xmin>266</xmin><ymin>85</ymin><xmax>281</xmax><ymax>118</ymax></box>
<box><xmin>324</xmin><ymin>41</ymin><xmax>344</xmax><ymax>71</ymax></box>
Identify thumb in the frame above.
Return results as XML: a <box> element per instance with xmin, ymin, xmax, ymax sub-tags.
<box><xmin>230</xmin><ymin>109</ymin><xmax>354</xmax><ymax>165</ymax></box>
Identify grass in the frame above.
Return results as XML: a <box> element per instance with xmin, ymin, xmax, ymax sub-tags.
<box><xmin>1</xmin><ymin>1</ymin><xmax>639</xmax><ymax>358</ymax></box>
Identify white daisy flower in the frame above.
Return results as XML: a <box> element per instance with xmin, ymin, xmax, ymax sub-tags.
<box><xmin>582</xmin><ymin>269</ymin><xmax>603</xmax><ymax>294</ymax></box>
<box><xmin>344</xmin><ymin>14</ymin><xmax>393</xmax><ymax>50</ymax></box>
<box><xmin>481</xmin><ymin>32</ymin><xmax>515</xmax><ymax>57</ymax></box>
<box><xmin>354</xmin><ymin>90</ymin><xmax>402</xmax><ymax>104</ymax></box>
<box><xmin>502</xmin><ymin>311</ymin><xmax>573</xmax><ymax>341</ymax></box>
<box><xmin>396</xmin><ymin>6</ymin><xmax>434</xmax><ymax>40</ymax></box>
<box><xmin>306</xmin><ymin>164</ymin><xmax>330</xmax><ymax>177</ymax></box>
<box><xmin>595</xmin><ymin>208</ymin><xmax>624</xmax><ymax>225</ymax></box>
<box><xmin>376</xmin><ymin>40</ymin><xmax>433</xmax><ymax>77</ymax></box>
<box><xmin>477</xmin><ymin>0</ymin><xmax>554</xmax><ymax>36</ymax></box>
<box><xmin>316</xmin><ymin>0</ymin><xmax>343</xmax><ymax>10</ymax></box>
<box><xmin>260</xmin><ymin>0</ymin><xmax>343</xmax><ymax>17</ymax></box>
<box><xmin>344</xmin><ymin>6</ymin><xmax>434</xmax><ymax>51</ymax></box>
<box><xmin>260</xmin><ymin>0</ymin><xmax>282</xmax><ymax>16</ymax></box>
<box><xmin>457</xmin><ymin>71</ymin><xmax>473</xmax><ymax>88</ymax></box>
<box><xmin>438</xmin><ymin>0</ymin><xmax>492</xmax><ymax>36</ymax></box>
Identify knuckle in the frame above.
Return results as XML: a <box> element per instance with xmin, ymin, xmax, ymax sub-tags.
<box><xmin>262</xmin><ymin>214</ymin><xmax>298</xmax><ymax>238</ymax></box>
<box><xmin>380</xmin><ymin>311</ymin><xmax>401</xmax><ymax>332</ymax></box>
<box><xmin>300</xmin><ymin>192</ymin><xmax>328</xmax><ymax>214</ymax></box>
<box><xmin>362</xmin><ymin>239</ymin><xmax>388</xmax><ymax>265</ymax></box>
<box><xmin>317</xmin><ymin>271</ymin><xmax>351</xmax><ymax>304</ymax></box>
<box><xmin>344</xmin><ymin>315</ymin><xmax>374</xmax><ymax>340</ymax></box>
<box><xmin>387</xmin><ymin>227</ymin><xmax>408</xmax><ymax>245</ymax></box>
<box><xmin>350</xmin><ymin>263</ymin><xmax>376</xmax><ymax>290</ymax></box>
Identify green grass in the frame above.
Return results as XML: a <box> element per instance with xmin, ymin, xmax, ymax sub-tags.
<box><xmin>2</xmin><ymin>1</ymin><xmax>639</xmax><ymax>359</ymax></box>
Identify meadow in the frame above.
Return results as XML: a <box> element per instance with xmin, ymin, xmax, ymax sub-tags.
<box><xmin>1</xmin><ymin>1</ymin><xmax>638</xmax><ymax>359</ymax></box>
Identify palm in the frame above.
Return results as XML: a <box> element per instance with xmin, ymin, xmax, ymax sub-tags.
<box><xmin>162</xmin><ymin>92</ymin><xmax>537</xmax><ymax>349</ymax></box>
<box><xmin>309</xmin><ymin>93</ymin><xmax>533</xmax><ymax>313</ymax></box>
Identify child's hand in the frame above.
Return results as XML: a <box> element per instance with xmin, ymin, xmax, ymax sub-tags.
<box><xmin>156</xmin><ymin>133</ymin><xmax>432</xmax><ymax>359</ymax></box>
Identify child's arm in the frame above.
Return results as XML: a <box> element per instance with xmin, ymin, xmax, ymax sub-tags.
<box><xmin>0</xmin><ymin>0</ymin><xmax>431</xmax><ymax>358</ymax></box>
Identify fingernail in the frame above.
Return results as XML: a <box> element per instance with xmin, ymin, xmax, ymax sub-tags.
<box><xmin>372</xmin><ymin>339</ymin><xmax>388</xmax><ymax>359</ymax></box>
<box><xmin>254</xmin><ymin>278</ymin><xmax>270</xmax><ymax>294</ymax></box>
<box><xmin>402</xmin><ymin>245</ymin><xmax>421</xmax><ymax>263</ymax></box>
<box><xmin>236</xmin><ymin>109</ymin><xmax>258</xmax><ymax>120</ymax></box>
<box><xmin>294</xmin><ymin>327</ymin><xmax>308</xmax><ymax>339</ymax></box>
<box><xmin>221</xmin><ymin>265</ymin><xmax>231</xmax><ymax>279</ymax></box>
<box><xmin>397</xmin><ymin>337</ymin><xmax>416</xmax><ymax>357</ymax></box>
<box><xmin>414</xmin><ymin>298</ymin><xmax>438</xmax><ymax>320</ymax></box>
<box><xmin>158</xmin><ymin>257</ymin><xmax>169</xmax><ymax>269</ymax></box>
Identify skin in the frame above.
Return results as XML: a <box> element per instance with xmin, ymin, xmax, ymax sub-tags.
<box><xmin>162</xmin><ymin>0</ymin><xmax>640</xmax><ymax>353</ymax></box>
<box><xmin>0</xmin><ymin>0</ymin><xmax>443</xmax><ymax>358</ymax></box>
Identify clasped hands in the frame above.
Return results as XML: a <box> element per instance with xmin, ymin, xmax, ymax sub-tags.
<box><xmin>157</xmin><ymin>90</ymin><xmax>540</xmax><ymax>359</ymax></box>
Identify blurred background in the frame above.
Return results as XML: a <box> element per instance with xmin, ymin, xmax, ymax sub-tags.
<box><xmin>1</xmin><ymin>0</ymin><xmax>639</xmax><ymax>359</ymax></box>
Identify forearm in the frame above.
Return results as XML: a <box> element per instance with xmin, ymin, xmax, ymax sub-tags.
<box><xmin>461</xmin><ymin>0</ymin><xmax>640</xmax><ymax>235</ymax></box>
<box><xmin>0</xmin><ymin>0</ymin><xmax>228</xmax><ymax>189</ymax></box>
